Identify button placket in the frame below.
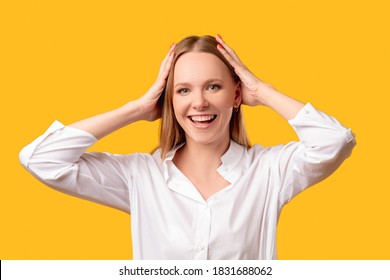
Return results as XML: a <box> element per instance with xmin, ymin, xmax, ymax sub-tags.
<box><xmin>193</xmin><ymin>203</ymin><xmax>211</xmax><ymax>259</ymax></box>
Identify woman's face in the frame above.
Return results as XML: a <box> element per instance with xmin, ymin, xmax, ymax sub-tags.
<box><xmin>172</xmin><ymin>52</ymin><xmax>241</xmax><ymax>147</ymax></box>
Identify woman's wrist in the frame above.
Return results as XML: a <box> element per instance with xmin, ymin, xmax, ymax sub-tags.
<box><xmin>120</xmin><ymin>100</ymin><xmax>148</xmax><ymax>123</ymax></box>
<box><xmin>260</xmin><ymin>87</ymin><xmax>305</xmax><ymax>120</ymax></box>
<box><xmin>126</xmin><ymin>98</ymin><xmax>161</xmax><ymax>122</ymax></box>
<box><xmin>254</xmin><ymin>82</ymin><xmax>275</xmax><ymax>107</ymax></box>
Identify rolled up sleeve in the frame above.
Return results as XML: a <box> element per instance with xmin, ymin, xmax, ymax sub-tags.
<box><xmin>19</xmin><ymin>121</ymin><xmax>132</xmax><ymax>213</ymax></box>
<box><xmin>277</xmin><ymin>103</ymin><xmax>356</xmax><ymax>206</ymax></box>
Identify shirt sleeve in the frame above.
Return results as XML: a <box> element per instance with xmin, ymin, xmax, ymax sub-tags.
<box><xmin>19</xmin><ymin>121</ymin><xmax>132</xmax><ymax>213</ymax></box>
<box><xmin>276</xmin><ymin>103</ymin><xmax>356</xmax><ymax>206</ymax></box>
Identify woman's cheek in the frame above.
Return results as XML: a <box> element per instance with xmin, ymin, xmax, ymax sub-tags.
<box><xmin>214</xmin><ymin>95</ymin><xmax>235</xmax><ymax>108</ymax></box>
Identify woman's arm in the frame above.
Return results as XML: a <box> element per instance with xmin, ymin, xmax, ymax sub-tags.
<box><xmin>244</xmin><ymin>82</ymin><xmax>305</xmax><ymax>120</ymax></box>
<box><xmin>19</xmin><ymin>43</ymin><xmax>176</xmax><ymax>212</ymax></box>
<box><xmin>216</xmin><ymin>35</ymin><xmax>356</xmax><ymax>205</ymax></box>
<box><xmin>68</xmin><ymin>100</ymin><xmax>144</xmax><ymax>140</ymax></box>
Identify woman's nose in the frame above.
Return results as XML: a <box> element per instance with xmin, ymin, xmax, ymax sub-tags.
<box><xmin>191</xmin><ymin>91</ymin><xmax>209</xmax><ymax>110</ymax></box>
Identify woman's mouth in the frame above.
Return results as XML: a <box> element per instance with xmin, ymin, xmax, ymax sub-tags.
<box><xmin>188</xmin><ymin>114</ymin><xmax>217</xmax><ymax>125</ymax></box>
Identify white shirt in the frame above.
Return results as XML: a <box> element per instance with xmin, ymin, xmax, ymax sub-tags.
<box><xmin>19</xmin><ymin>103</ymin><xmax>355</xmax><ymax>259</ymax></box>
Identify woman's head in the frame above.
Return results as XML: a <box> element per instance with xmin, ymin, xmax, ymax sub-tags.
<box><xmin>159</xmin><ymin>35</ymin><xmax>250</xmax><ymax>158</ymax></box>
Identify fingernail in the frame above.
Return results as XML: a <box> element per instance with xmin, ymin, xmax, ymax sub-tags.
<box><xmin>169</xmin><ymin>43</ymin><xmax>176</xmax><ymax>50</ymax></box>
<box><xmin>216</xmin><ymin>34</ymin><xmax>222</xmax><ymax>40</ymax></box>
<box><xmin>217</xmin><ymin>43</ymin><xmax>224</xmax><ymax>49</ymax></box>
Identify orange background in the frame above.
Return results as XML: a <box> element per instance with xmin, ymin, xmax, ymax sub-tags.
<box><xmin>1</xmin><ymin>0</ymin><xmax>389</xmax><ymax>259</ymax></box>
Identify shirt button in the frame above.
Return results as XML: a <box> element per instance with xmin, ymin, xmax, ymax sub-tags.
<box><xmin>198</xmin><ymin>245</ymin><xmax>204</xmax><ymax>251</ymax></box>
<box><xmin>345</xmin><ymin>129</ymin><xmax>354</xmax><ymax>143</ymax></box>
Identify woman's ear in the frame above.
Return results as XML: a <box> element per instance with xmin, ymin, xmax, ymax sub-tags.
<box><xmin>234</xmin><ymin>81</ymin><xmax>242</xmax><ymax>107</ymax></box>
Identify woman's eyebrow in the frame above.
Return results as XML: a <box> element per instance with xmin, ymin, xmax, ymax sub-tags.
<box><xmin>174</xmin><ymin>82</ymin><xmax>191</xmax><ymax>88</ymax></box>
<box><xmin>204</xmin><ymin>78</ymin><xmax>223</xmax><ymax>84</ymax></box>
<box><xmin>174</xmin><ymin>79</ymin><xmax>223</xmax><ymax>88</ymax></box>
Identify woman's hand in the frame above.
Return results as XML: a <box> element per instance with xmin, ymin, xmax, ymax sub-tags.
<box><xmin>135</xmin><ymin>43</ymin><xmax>176</xmax><ymax>121</ymax></box>
<box><xmin>216</xmin><ymin>35</ymin><xmax>305</xmax><ymax>120</ymax></box>
<box><xmin>215</xmin><ymin>35</ymin><xmax>273</xmax><ymax>107</ymax></box>
<box><xmin>68</xmin><ymin>43</ymin><xmax>176</xmax><ymax>138</ymax></box>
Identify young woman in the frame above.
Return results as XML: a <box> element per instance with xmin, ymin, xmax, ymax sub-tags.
<box><xmin>19</xmin><ymin>35</ymin><xmax>356</xmax><ymax>259</ymax></box>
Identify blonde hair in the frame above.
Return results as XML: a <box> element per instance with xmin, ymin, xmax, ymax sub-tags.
<box><xmin>159</xmin><ymin>35</ymin><xmax>250</xmax><ymax>159</ymax></box>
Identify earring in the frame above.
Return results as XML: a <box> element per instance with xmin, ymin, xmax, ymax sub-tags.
<box><xmin>234</xmin><ymin>106</ymin><xmax>240</xmax><ymax>113</ymax></box>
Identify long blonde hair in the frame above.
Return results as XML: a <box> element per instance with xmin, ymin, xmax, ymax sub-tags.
<box><xmin>159</xmin><ymin>35</ymin><xmax>250</xmax><ymax>159</ymax></box>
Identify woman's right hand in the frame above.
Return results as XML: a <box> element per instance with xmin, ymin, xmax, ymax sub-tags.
<box><xmin>135</xmin><ymin>43</ymin><xmax>176</xmax><ymax>121</ymax></box>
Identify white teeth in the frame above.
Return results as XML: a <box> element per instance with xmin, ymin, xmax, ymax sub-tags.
<box><xmin>190</xmin><ymin>115</ymin><xmax>216</xmax><ymax>122</ymax></box>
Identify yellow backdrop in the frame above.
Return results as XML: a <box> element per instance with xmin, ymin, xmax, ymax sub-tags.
<box><xmin>1</xmin><ymin>0</ymin><xmax>389</xmax><ymax>259</ymax></box>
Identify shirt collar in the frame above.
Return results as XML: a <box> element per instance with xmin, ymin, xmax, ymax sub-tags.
<box><xmin>217</xmin><ymin>140</ymin><xmax>245</xmax><ymax>184</ymax></box>
<box><xmin>220</xmin><ymin>140</ymin><xmax>245</xmax><ymax>171</ymax></box>
<box><xmin>162</xmin><ymin>140</ymin><xmax>244</xmax><ymax>167</ymax></box>
<box><xmin>163</xmin><ymin>142</ymin><xmax>185</xmax><ymax>164</ymax></box>
<box><xmin>161</xmin><ymin>140</ymin><xmax>245</xmax><ymax>192</ymax></box>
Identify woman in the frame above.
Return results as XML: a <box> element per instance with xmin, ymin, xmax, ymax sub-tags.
<box><xmin>19</xmin><ymin>35</ymin><xmax>356</xmax><ymax>259</ymax></box>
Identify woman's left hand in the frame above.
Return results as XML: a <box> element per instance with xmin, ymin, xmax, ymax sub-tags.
<box><xmin>216</xmin><ymin>35</ymin><xmax>273</xmax><ymax>107</ymax></box>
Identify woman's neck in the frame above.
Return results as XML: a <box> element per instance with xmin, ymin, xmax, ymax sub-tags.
<box><xmin>175</xmin><ymin>137</ymin><xmax>231</xmax><ymax>170</ymax></box>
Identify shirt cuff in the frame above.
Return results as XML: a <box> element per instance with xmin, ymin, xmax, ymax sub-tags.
<box><xmin>287</xmin><ymin>103</ymin><xmax>355</xmax><ymax>144</ymax></box>
<box><xmin>19</xmin><ymin>120</ymin><xmax>97</xmax><ymax>167</ymax></box>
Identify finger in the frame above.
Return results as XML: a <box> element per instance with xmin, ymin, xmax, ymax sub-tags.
<box><xmin>158</xmin><ymin>47</ymin><xmax>175</xmax><ymax>80</ymax></box>
<box><xmin>157</xmin><ymin>44</ymin><xmax>174</xmax><ymax>76</ymax></box>
<box><xmin>158</xmin><ymin>43</ymin><xmax>176</xmax><ymax>76</ymax></box>
<box><xmin>216</xmin><ymin>38</ymin><xmax>248</xmax><ymax>79</ymax></box>
<box><xmin>216</xmin><ymin>41</ymin><xmax>259</xmax><ymax>89</ymax></box>
<box><xmin>216</xmin><ymin>36</ymin><xmax>257</xmax><ymax>81</ymax></box>
<box><xmin>215</xmin><ymin>35</ymin><xmax>243</xmax><ymax>65</ymax></box>
<box><xmin>217</xmin><ymin>43</ymin><xmax>245</xmax><ymax>73</ymax></box>
<box><xmin>145</xmin><ymin>44</ymin><xmax>175</xmax><ymax>98</ymax></box>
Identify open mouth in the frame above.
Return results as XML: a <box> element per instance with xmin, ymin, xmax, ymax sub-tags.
<box><xmin>188</xmin><ymin>114</ymin><xmax>217</xmax><ymax>124</ymax></box>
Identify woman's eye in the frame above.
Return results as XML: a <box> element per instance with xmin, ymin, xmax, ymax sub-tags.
<box><xmin>207</xmin><ymin>84</ymin><xmax>220</xmax><ymax>91</ymax></box>
<box><xmin>177</xmin><ymin>88</ymin><xmax>189</xmax><ymax>94</ymax></box>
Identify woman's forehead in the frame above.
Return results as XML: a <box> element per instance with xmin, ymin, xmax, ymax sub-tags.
<box><xmin>173</xmin><ymin>52</ymin><xmax>231</xmax><ymax>83</ymax></box>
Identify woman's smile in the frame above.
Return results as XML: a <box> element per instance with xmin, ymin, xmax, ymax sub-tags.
<box><xmin>188</xmin><ymin>114</ymin><xmax>218</xmax><ymax>128</ymax></box>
